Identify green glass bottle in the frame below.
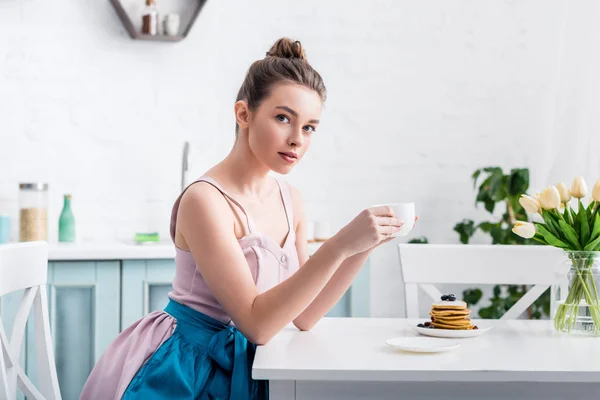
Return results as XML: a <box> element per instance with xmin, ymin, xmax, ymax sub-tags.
<box><xmin>58</xmin><ymin>194</ymin><xmax>76</xmax><ymax>242</ymax></box>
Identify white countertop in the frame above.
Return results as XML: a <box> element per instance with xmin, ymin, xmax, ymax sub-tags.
<box><xmin>47</xmin><ymin>241</ymin><xmax>324</xmax><ymax>261</ymax></box>
<box><xmin>252</xmin><ymin>318</ymin><xmax>600</xmax><ymax>383</ymax></box>
<box><xmin>48</xmin><ymin>241</ymin><xmax>176</xmax><ymax>261</ymax></box>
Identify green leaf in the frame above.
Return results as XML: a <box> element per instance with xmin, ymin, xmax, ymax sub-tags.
<box><xmin>590</xmin><ymin>213</ymin><xmax>600</xmax><ymax>242</ymax></box>
<box><xmin>507</xmin><ymin>285</ymin><xmax>521</xmax><ymax>296</ymax></box>
<box><xmin>478</xmin><ymin>222</ymin><xmax>496</xmax><ymax>233</ymax></box>
<box><xmin>531</xmin><ymin>234</ymin><xmax>548</xmax><ymax>245</ymax></box>
<box><xmin>454</xmin><ymin>220</ymin><xmax>476</xmax><ymax>244</ymax></box>
<box><xmin>408</xmin><ymin>236</ymin><xmax>429</xmax><ymax>244</ymax></box>
<box><xmin>584</xmin><ymin>235</ymin><xmax>600</xmax><ymax>251</ymax></box>
<box><xmin>540</xmin><ymin>211</ymin><xmax>562</xmax><ymax>239</ymax></box>
<box><xmin>472</xmin><ymin>169</ymin><xmax>482</xmax><ymax>189</ymax></box>
<box><xmin>462</xmin><ymin>288</ymin><xmax>483</xmax><ymax>306</ymax></box>
<box><xmin>563</xmin><ymin>205</ymin><xmax>571</xmax><ymax>223</ymax></box>
<box><xmin>536</xmin><ymin>223</ymin><xmax>570</xmax><ymax>248</ymax></box>
<box><xmin>579</xmin><ymin>200</ymin><xmax>591</xmax><ymax>247</ymax></box>
<box><xmin>478</xmin><ymin>168</ymin><xmax>505</xmax><ymax>202</ymax></box>
<box><xmin>508</xmin><ymin>168</ymin><xmax>530</xmax><ymax>196</ymax></box>
<box><xmin>490</xmin><ymin>226</ymin><xmax>509</xmax><ymax>244</ymax></box>
<box><xmin>571</xmin><ymin>207</ymin><xmax>580</xmax><ymax>232</ymax></box>
<box><xmin>558</xmin><ymin>220</ymin><xmax>582</xmax><ymax>250</ymax></box>
<box><xmin>493</xmin><ymin>285</ymin><xmax>501</xmax><ymax>297</ymax></box>
<box><xmin>484</xmin><ymin>200</ymin><xmax>496</xmax><ymax>213</ymax></box>
<box><xmin>478</xmin><ymin>306</ymin><xmax>494</xmax><ymax>319</ymax></box>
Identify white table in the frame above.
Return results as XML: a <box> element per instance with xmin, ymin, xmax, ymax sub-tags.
<box><xmin>253</xmin><ymin>318</ymin><xmax>600</xmax><ymax>400</ymax></box>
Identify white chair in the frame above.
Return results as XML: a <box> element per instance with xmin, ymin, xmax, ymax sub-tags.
<box><xmin>398</xmin><ymin>244</ymin><xmax>565</xmax><ymax>320</ymax></box>
<box><xmin>0</xmin><ymin>242</ymin><xmax>61</xmax><ymax>400</ymax></box>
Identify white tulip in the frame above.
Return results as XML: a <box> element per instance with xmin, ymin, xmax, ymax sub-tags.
<box><xmin>556</xmin><ymin>182</ymin><xmax>572</xmax><ymax>203</ymax></box>
<box><xmin>519</xmin><ymin>195</ymin><xmax>541</xmax><ymax>214</ymax></box>
<box><xmin>512</xmin><ymin>221</ymin><xmax>536</xmax><ymax>239</ymax></box>
<box><xmin>571</xmin><ymin>176</ymin><xmax>587</xmax><ymax>199</ymax></box>
<box><xmin>538</xmin><ymin>186</ymin><xmax>561</xmax><ymax>210</ymax></box>
<box><xmin>593</xmin><ymin>180</ymin><xmax>600</xmax><ymax>202</ymax></box>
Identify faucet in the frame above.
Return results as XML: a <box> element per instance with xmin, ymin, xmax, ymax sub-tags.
<box><xmin>181</xmin><ymin>141</ymin><xmax>190</xmax><ymax>191</ymax></box>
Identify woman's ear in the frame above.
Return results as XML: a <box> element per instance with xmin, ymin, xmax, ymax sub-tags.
<box><xmin>234</xmin><ymin>100</ymin><xmax>251</xmax><ymax>130</ymax></box>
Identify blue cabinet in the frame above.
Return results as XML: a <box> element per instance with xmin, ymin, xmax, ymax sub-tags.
<box><xmin>121</xmin><ymin>259</ymin><xmax>176</xmax><ymax>329</ymax></box>
<box><xmin>21</xmin><ymin>261</ymin><xmax>120</xmax><ymax>400</ymax></box>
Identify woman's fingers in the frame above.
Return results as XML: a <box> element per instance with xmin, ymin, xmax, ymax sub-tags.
<box><xmin>375</xmin><ymin>216</ymin><xmax>403</xmax><ymax>228</ymax></box>
<box><xmin>375</xmin><ymin>216</ymin><xmax>403</xmax><ymax>235</ymax></box>
<box><xmin>370</xmin><ymin>205</ymin><xmax>395</xmax><ymax>217</ymax></box>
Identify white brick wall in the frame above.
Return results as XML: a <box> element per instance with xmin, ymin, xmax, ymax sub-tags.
<box><xmin>1</xmin><ymin>0</ymin><xmax>599</xmax><ymax>316</ymax></box>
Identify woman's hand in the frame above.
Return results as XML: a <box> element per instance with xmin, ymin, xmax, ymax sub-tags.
<box><xmin>332</xmin><ymin>206</ymin><xmax>403</xmax><ymax>257</ymax></box>
<box><xmin>370</xmin><ymin>215</ymin><xmax>419</xmax><ymax>249</ymax></box>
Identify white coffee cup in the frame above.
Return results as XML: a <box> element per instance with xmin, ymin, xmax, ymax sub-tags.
<box><xmin>372</xmin><ymin>202</ymin><xmax>415</xmax><ymax>237</ymax></box>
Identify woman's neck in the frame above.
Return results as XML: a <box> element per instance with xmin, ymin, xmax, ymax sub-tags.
<box><xmin>208</xmin><ymin>132</ymin><xmax>274</xmax><ymax>199</ymax></box>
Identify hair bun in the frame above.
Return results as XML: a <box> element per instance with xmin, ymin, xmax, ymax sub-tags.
<box><xmin>266</xmin><ymin>38</ymin><xmax>307</xmax><ymax>61</ymax></box>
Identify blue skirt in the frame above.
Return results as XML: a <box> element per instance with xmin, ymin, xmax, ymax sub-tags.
<box><xmin>122</xmin><ymin>299</ymin><xmax>268</xmax><ymax>399</ymax></box>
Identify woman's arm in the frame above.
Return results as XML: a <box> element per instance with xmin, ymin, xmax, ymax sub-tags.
<box><xmin>289</xmin><ymin>185</ymin><xmax>373</xmax><ymax>331</ymax></box>
<box><xmin>179</xmin><ymin>183</ymin><xmax>352</xmax><ymax>345</ymax></box>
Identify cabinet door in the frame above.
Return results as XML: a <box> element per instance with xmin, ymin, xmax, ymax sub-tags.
<box><xmin>121</xmin><ymin>259</ymin><xmax>175</xmax><ymax>330</ymax></box>
<box><xmin>25</xmin><ymin>261</ymin><xmax>120</xmax><ymax>400</ymax></box>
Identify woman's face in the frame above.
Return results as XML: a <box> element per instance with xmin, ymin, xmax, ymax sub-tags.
<box><xmin>242</xmin><ymin>82</ymin><xmax>323</xmax><ymax>174</ymax></box>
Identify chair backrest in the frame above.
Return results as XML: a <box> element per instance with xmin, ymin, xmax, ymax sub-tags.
<box><xmin>397</xmin><ymin>244</ymin><xmax>565</xmax><ymax>320</ymax></box>
<box><xmin>0</xmin><ymin>242</ymin><xmax>61</xmax><ymax>400</ymax></box>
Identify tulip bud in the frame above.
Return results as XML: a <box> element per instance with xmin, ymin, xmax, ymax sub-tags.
<box><xmin>593</xmin><ymin>180</ymin><xmax>600</xmax><ymax>202</ymax></box>
<box><xmin>555</xmin><ymin>182</ymin><xmax>572</xmax><ymax>203</ymax></box>
<box><xmin>538</xmin><ymin>186</ymin><xmax>561</xmax><ymax>210</ymax></box>
<box><xmin>512</xmin><ymin>221</ymin><xmax>536</xmax><ymax>239</ymax></box>
<box><xmin>519</xmin><ymin>195</ymin><xmax>541</xmax><ymax>214</ymax></box>
<box><xmin>571</xmin><ymin>176</ymin><xmax>587</xmax><ymax>199</ymax></box>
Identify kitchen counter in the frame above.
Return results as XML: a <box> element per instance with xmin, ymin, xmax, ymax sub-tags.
<box><xmin>253</xmin><ymin>318</ymin><xmax>600</xmax><ymax>400</ymax></box>
<box><xmin>47</xmin><ymin>241</ymin><xmax>324</xmax><ymax>261</ymax></box>
<box><xmin>48</xmin><ymin>241</ymin><xmax>176</xmax><ymax>261</ymax></box>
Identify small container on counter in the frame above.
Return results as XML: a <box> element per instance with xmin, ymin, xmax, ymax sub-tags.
<box><xmin>58</xmin><ymin>194</ymin><xmax>76</xmax><ymax>243</ymax></box>
<box><xmin>19</xmin><ymin>183</ymin><xmax>48</xmax><ymax>242</ymax></box>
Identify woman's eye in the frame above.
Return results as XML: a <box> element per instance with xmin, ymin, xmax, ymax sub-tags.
<box><xmin>304</xmin><ymin>125</ymin><xmax>316</xmax><ymax>133</ymax></box>
<box><xmin>276</xmin><ymin>114</ymin><xmax>290</xmax><ymax>123</ymax></box>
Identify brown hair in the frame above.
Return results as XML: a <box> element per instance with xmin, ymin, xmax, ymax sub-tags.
<box><xmin>235</xmin><ymin>38</ymin><xmax>327</xmax><ymax>133</ymax></box>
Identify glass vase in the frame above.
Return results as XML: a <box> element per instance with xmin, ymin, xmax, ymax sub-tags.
<box><xmin>553</xmin><ymin>251</ymin><xmax>600</xmax><ymax>336</ymax></box>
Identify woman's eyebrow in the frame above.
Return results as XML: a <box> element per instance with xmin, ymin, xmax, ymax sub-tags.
<box><xmin>275</xmin><ymin>106</ymin><xmax>320</xmax><ymax>124</ymax></box>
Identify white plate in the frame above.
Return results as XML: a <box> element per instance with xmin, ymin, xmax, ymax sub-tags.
<box><xmin>385</xmin><ymin>337</ymin><xmax>461</xmax><ymax>353</ymax></box>
<box><xmin>411</xmin><ymin>324</ymin><xmax>493</xmax><ymax>338</ymax></box>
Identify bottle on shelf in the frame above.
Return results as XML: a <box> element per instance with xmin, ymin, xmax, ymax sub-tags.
<box><xmin>58</xmin><ymin>194</ymin><xmax>76</xmax><ymax>243</ymax></box>
<box><xmin>142</xmin><ymin>0</ymin><xmax>159</xmax><ymax>36</ymax></box>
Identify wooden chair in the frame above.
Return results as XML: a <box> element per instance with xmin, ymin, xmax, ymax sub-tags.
<box><xmin>397</xmin><ymin>244</ymin><xmax>564</xmax><ymax>319</ymax></box>
<box><xmin>0</xmin><ymin>242</ymin><xmax>61</xmax><ymax>399</ymax></box>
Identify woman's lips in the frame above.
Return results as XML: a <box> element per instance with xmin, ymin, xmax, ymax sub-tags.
<box><xmin>278</xmin><ymin>152</ymin><xmax>297</xmax><ymax>163</ymax></box>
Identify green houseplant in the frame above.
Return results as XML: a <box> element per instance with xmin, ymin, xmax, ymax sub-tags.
<box><xmin>454</xmin><ymin>167</ymin><xmax>550</xmax><ymax>319</ymax></box>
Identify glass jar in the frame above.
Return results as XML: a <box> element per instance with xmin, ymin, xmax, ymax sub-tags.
<box><xmin>553</xmin><ymin>251</ymin><xmax>600</xmax><ymax>336</ymax></box>
<box><xmin>19</xmin><ymin>183</ymin><xmax>49</xmax><ymax>242</ymax></box>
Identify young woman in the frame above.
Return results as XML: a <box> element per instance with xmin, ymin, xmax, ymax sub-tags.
<box><xmin>81</xmin><ymin>37</ymin><xmax>406</xmax><ymax>400</ymax></box>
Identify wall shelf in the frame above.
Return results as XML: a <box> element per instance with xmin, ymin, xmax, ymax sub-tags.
<box><xmin>109</xmin><ymin>0</ymin><xmax>208</xmax><ymax>42</ymax></box>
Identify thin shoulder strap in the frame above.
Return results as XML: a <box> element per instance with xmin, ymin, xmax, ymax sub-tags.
<box><xmin>169</xmin><ymin>176</ymin><xmax>255</xmax><ymax>242</ymax></box>
<box><xmin>275</xmin><ymin>178</ymin><xmax>294</xmax><ymax>232</ymax></box>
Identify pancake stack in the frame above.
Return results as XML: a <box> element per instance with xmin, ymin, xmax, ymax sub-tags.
<box><xmin>421</xmin><ymin>294</ymin><xmax>478</xmax><ymax>330</ymax></box>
